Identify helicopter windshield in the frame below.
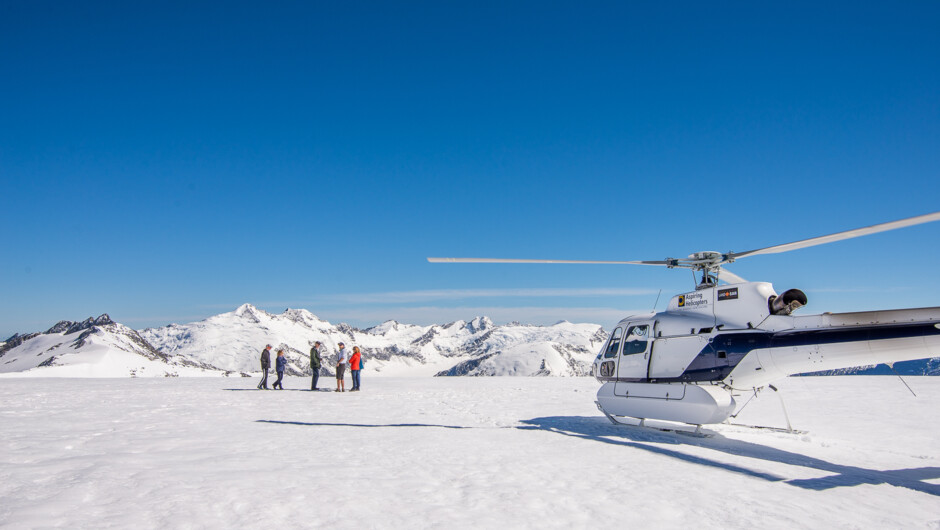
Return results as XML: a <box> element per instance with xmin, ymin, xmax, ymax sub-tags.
<box><xmin>604</xmin><ymin>328</ymin><xmax>623</xmax><ymax>358</ymax></box>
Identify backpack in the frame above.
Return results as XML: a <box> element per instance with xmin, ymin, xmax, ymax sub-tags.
<box><xmin>310</xmin><ymin>347</ymin><xmax>320</xmax><ymax>369</ymax></box>
<box><xmin>359</xmin><ymin>355</ymin><xmax>364</xmax><ymax>369</ymax></box>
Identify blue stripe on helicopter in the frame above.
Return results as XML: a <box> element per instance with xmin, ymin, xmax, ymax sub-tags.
<box><xmin>658</xmin><ymin>321</ymin><xmax>940</xmax><ymax>384</ymax></box>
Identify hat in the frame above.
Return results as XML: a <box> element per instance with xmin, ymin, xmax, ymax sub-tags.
<box><xmin>338</xmin><ymin>342</ymin><xmax>345</xmax><ymax>346</ymax></box>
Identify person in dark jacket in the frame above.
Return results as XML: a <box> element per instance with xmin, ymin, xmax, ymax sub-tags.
<box><xmin>273</xmin><ymin>350</ymin><xmax>287</xmax><ymax>390</ymax></box>
<box><xmin>310</xmin><ymin>341</ymin><xmax>323</xmax><ymax>391</ymax></box>
<box><xmin>257</xmin><ymin>344</ymin><xmax>272</xmax><ymax>389</ymax></box>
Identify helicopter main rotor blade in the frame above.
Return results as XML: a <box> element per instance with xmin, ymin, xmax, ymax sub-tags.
<box><xmin>728</xmin><ymin>210</ymin><xmax>940</xmax><ymax>260</ymax></box>
<box><xmin>427</xmin><ymin>257</ymin><xmax>673</xmax><ymax>266</ymax></box>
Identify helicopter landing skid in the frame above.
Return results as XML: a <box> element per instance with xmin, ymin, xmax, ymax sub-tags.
<box><xmin>721</xmin><ymin>422</ymin><xmax>806</xmax><ymax>435</ymax></box>
<box><xmin>597</xmin><ymin>402</ymin><xmax>713</xmax><ymax>438</ymax></box>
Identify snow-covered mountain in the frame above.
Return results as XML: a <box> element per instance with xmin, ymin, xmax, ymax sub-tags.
<box><xmin>0</xmin><ymin>315</ymin><xmax>227</xmax><ymax>377</ymax></box>
<box><xmin>1</xmin><ymin>304</ymin><xmax>608</xmax><ymax>378</ymax></box>
<box><xmin>140</xmin><ymin>304</ymin><xmax>608</xmax><ymax>377</ymax></box>
<box><xmin>9</xmin><ymin>304</ymin><xmax>935</xmax><ymax>379</ymax></box>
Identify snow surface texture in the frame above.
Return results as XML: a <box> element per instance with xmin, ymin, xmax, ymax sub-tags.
<box><xmin>0</xmin><ymin>376</ymin><xmax>937</xmax><ymax>528</ymax></box>
<box><xmin>1</xmin><ymin>305</ymin><xmax>608</xmax><ymax>378</ymax></box>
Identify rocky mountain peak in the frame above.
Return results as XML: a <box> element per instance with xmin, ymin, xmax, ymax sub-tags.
<box><xmin>234</xmin><ymin>304</ymin><xmax>269</xmax><ymax>323</ymax></box>
<box><xmin>43</xmin><ymin>314</ymin><xmax>116</xmax><ymax>336</ymax></box>
<box><xmin>466</xmin><ymin>316</ymin><xmax>494</xmax><ymax>334</ymax></box>
<box><xmin>367</xmin><ymin>320</ymin><xmax>401</xmax><ymax>335</ymax></box>
<box><xmin>235</xmin><ymin>303</ymin><xmax>257</xmax><ymax>316</ymax></box>
<box><xmin>0</xmin><ymin>332</ymin><xmax>40</xmax><ymax>356</ymax></box>
<box><xmin>282</xmin><ymin>308</ymin><xmax>320</xmax><ymax>325</ymax></box>
<box><xmin>45</xmin><ymin>321</ymin><xmax>74</xmax><ymax>334</ymax></box>
<box><xmin>335</xmin><ymin>322</ymin><xmax>360</xmax><ymax>335</ymax></box>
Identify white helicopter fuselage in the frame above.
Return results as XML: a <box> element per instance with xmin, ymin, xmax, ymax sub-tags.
<box><xmin>593</xmin><ymin>282</ymin><xmax>940</xmax><ymax>425</ymax></box>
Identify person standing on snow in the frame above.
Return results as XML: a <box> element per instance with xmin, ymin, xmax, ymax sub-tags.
<box><xmin>349</xmin><ymin>346</ymin><xmax>362</xmax><ymax>392</ymax></box>
<box><xmin>335</xmin><ymin>342</ymin><xmax>348</xmax><ymax>392</ymax></box>
<box><xmin>258</xmin><ymin>344</ymin><xmax>272</xmax><ymax>390</ymax></box>
<box><xmin>273</xmin><ymin>349</ymin><xmax>287</xmax><ymax>390</ymax></box>
<box><xmin>310</xmin><ymin>341</ymin><xmax>323</xmax><ymax>391</ymax></box>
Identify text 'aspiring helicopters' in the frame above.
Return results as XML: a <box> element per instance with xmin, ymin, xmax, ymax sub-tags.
<box><xmin>429</xmin><ymin>211</ymin><xmax>940</xmax><ymax>428</ymax></box>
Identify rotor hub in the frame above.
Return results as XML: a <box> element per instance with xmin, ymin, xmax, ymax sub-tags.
<box><xmin>686</xmin><ymin>251</ymin><xmax>723</xmax><ymax>266</ymax></box>
<box><xmin>687</xmin><ymin>251</ymin><xmax>722</xmax><ymax>262</ymax></box>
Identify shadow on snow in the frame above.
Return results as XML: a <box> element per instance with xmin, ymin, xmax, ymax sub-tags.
<box><xmin>223</xmin><ymin>389</ymin><xmax>325</xmax><ymax>392</ymax></box>
<box><xmin>254</xmin><ymin>413</ymin><xmax>938</xmax><ymax>495</ymax></box>
<box><xmin>518</xmin><ymin>415</ymin><xmax>940</xmax><ymax>497</ymax></box>
<box><xmin>257</xmin><ymin>420</ymin><xmax>468</xmax><ymax>429</ymax></box>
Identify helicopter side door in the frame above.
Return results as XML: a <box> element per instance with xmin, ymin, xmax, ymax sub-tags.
<box><xmin>614</xmin><ymin>322</ymin><xmax>653</xmax><ymax>394</ymax></box>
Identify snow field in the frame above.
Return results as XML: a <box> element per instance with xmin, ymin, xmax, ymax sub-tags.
<box><xmin>0</xmin><ymin>376</ymin><xmax>938</xmax><ymax>529</ymax></box>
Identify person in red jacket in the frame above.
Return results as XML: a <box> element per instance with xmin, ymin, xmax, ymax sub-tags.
<box><xmin>349</xmin><ymin>346</ymin><xmax>362</xmax><ymax>392</ymax></box>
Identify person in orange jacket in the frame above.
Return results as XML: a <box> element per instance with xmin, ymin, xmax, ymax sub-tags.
<box><xmin>349</xmin><ymin>346</ymin><xmax>362</xmax><ymax>392</ymax></box>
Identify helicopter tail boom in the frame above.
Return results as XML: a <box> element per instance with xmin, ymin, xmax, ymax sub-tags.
<box><xmin>726</xmin><ymin>309</ymin><xmax>940</xmax><ymax>388</ymax></box>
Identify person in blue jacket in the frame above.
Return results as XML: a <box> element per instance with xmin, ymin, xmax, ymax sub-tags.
<box><xmin>273</xmin><ymin>349</ymin><xmax>287</xmax><ymax>390</ymax></box>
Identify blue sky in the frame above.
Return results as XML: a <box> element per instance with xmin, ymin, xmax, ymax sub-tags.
<box><xmin>2</xmin><ymin>1</ymin><xmax>939</xmax><ymax>337</ymax></box>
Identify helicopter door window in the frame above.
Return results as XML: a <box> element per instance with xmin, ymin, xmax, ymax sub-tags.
<box><xmin>622</xmin><ymin>340</ymin><xmax>647</xmax><ymax>355</ymax></box>
<box><xmin>623</xmin><ymin>325</ymin><xmax>650</xmax><ymax>355</ymax></box>
<box><xmin>604</xmin><ymin>328</ymin><xmax>623</xmax><ymax>358</ymax></box>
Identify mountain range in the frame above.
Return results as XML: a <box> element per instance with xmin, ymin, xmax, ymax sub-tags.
<box><xmin>3</xmin><ymin>304</ymin><xmax>937</xmax><ymax>378</ymax></box>
<box><xmin>0</xmin><ymin>304</ymin><xmax>608</xmax><ymax>378</ymax></box>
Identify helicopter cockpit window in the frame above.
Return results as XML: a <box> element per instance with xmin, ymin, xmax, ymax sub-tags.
<box><xmin>604</xmin><ymin>328</ymin><xmax>623</xmax><ymax>358</ymax></box>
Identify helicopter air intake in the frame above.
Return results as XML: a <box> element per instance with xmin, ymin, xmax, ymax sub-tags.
<box><xmin>769</xmin><ymin>288</ymin><xmax>808</xmax><ymax>315</ymax></box>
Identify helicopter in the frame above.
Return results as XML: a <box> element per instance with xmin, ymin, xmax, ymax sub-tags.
<box><xmin>429</xmin><ymin>211</ymin><xmax>940</xmax><ymax>428</ymax></box>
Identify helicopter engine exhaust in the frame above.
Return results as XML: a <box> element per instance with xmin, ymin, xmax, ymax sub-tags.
<box><xmin>769</xmin><ymin>288</ymin><xmax>808</xmax><ymax>315</ymax></box>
